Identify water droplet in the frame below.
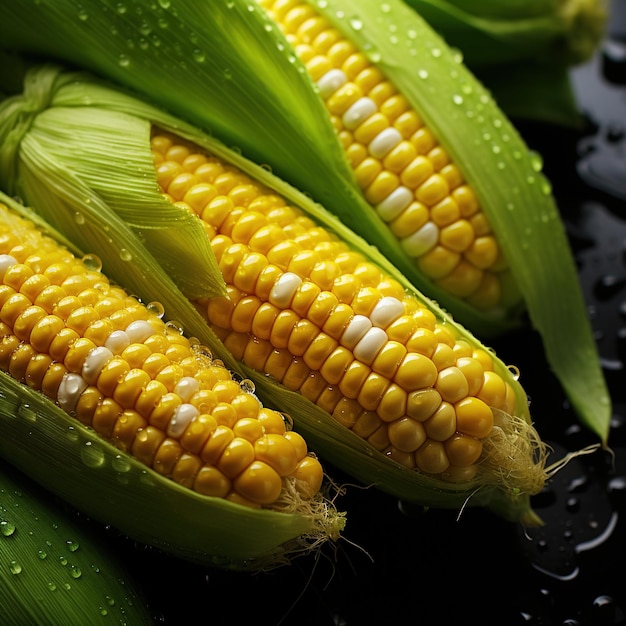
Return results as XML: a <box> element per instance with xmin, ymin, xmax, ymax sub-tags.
<box><xmin>165</xmin><ymin>320</ymin><xmax>184</xmax><ymax>335</ymax></box>
<box><xmin>116</xmin><ymin>2</ymin><xmax>127</xmax><ymax>14</ymax></box>
<box><xmin>82</xmin><ymin>253</ymin><xmax>102</xmax><ymax>272</ymax></box>
<box><xmin>66</xmin><ymin>540</ymin><xmax>80</xmax><ymax>553</ymax></box>
<box><xmin>146</xmin><ymin>301</ymin><xmax>165</xmax><ymax>318</ymax></box>
<box><xmin>431</xmin><ymin>47</ymin><xmax>442</xmax><ymax>58</ymax></box>
<box><xmin>417</xmin><ymin>69</ymin><xmax>428</xmax><ymax>80</ymax></box>
<box><xmin>37</xmin><ymin>549</ymin><xmax>47</xmax><ymax>560</ymax></box>
<box><xmin>452</xmin><ymin>94</ymin><xmax>463</xmax><ymax>106</ymax></box>
<box><xmin>77</xmin><ymin>9</ymin><xmax>88</xmax><ymax>21</ymax></box>
<box><xmin>349</xmin><ymin>16</ymin><xmax>363</xmax><ymax>31</ymax></box>
<box><xmin>192</xmin><ymin>48</ymin><xmax>206</xmax><ymax>63</ymax></box>
<box><xmin>69</xmin><ymin>564</ymin><xmax>82</xmax><ymax>579</ymax></box>
<box><xmin>223</xmin><ymin>67</ymin><xmax>233</xmax><ymax>81</ymax></box>
<box><xmin>47</xmin><ymin>582</ymin><xmax>57</xmax><ymax>592</ymax></box>
<box><xmin>112</xmin><ymin>454</ymin><xmax>131</xmax><ymax>474</ymax></box>
<box><xmin>81</xmin><ymin>441</ymin><xmax>105</xmax><ymax>468</ymax></box>
<box><xmin>240</xmin><ymin>379</ymin><xmax>256</xmax><ymax>394</ymax></box>
<box><xmin>157</xmin><ymin>0</ymin><xmax>171</xmax><ymax>8</ymax></box>
<box><xmin>1</xmin><ymin>520</ymin><xmax>16</xmax><ymax>536</ymax></box>
<box><xmin>118</xmin><ymin>54</ymin><xmax>130</xmax><ymax>68</ymax></box>
<box><xmin>119</xmin><ymin>248</ymin><xmax>132</xmax><ymax>262</ymax></box>
<box><xmin>9</xmin><ymin>560</ymin><xmax>22</xmax><ymax>575</ymax></box>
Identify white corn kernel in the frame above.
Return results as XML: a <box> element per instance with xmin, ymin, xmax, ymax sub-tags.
<box><xmin>369</xmin><ymin>127</ymin><xmax>403</xmax><ymax>159</ymax></box>
<box><xmin>370</xmin><ymin>296</ymin><xmax>404</xmax><ymax>328</ymax></box>
<box><xmin>125</xmin><ymin>320</ymin><xmax>155</xmax><ymax>343</ymax></box>
<box><xmin>105</xmin><ymin>330</ymin><xmax>130</xmax><ymax>354</ymax></box>
<box><xmin>342</xmin><ymin>96</ymin><xmax>377</xmax><ymax>130</ymax></box>
<box><xmin>82</xmin><ymin>345</ymin><xmax>114</xmax><ymax>385</ymax></box>
<box><xmin>353</xmin><ymin>327</ymin><xmax>388</xmax><ymax>363</ymax></box>
<box><xmin>316</xmin><ymin>68</ymin><xmax>347</xmax><ymax>99</ymax></box>
<box><xmin>269</xmin><ymin>272</ymin><xmax>302</xmax><ymax>308</ymax></box>
<box><xmin>401</xmin><ymin>221</ymin><xmax>439</xmax><ymax>257</ymax></box>
<box><xmin>340</xmin><ymin>314</ymin><xmax>373</xmax><ymax>349</ymax></box>
<box><xmin>58</xmin><ymin>372</ymin><xmax>88</xmax><ymax>413</ymax></box>
<box><xmin>167</xmin><ymin>403</ymin><xmax>200</xmax><ymax>438</ymax></box>
<box><xmin>375</xmin><ymin>186</ymin><xmax>413</xmax><ymax>222</ymax></box>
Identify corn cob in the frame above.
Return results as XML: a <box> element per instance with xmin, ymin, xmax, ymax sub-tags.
<box><xmin>259</xmin><ymin>0</ymin><xmax>518</xmax><ymax>315</ymax></box>
<box><xmin>0</xmin><ymin>195</ymin><xmax>343</xmax><ymax>568</ymax></box>
<box><xmin>0</xmin><ymin>0</ymin><xmax>610</xmax><ymax>446</ymax></box>
<box><xmin>0</xmin><ymin>460</ymin><xmax>152</xmax><ymax>625</ymax></box>
<box><xmin>153</xmin><ymin>130</ymin><xmax>541</xmax><ymax>488</ymax></box>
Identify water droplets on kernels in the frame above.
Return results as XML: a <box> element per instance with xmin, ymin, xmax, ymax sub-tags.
<box><xmin>146</xmin><ymin>301</ymin><xmax>165</xmax><ymax>318</ymax></box>
<box><xmin>82</xmin><ymin>253</ymin><xmax>102</xmax><ymax>272</ymax></box>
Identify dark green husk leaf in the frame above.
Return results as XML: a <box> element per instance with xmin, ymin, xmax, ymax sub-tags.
<box><xmin>0</xmin><ymin>459</ymin><xmax>153</xmax><ymax>625</ymax></box>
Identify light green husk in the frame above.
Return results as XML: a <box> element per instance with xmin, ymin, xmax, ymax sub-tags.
<box><xmin>403</xmin><ymin>0</ymin><xmax>608</xmax><ymax>126</ymax></box>
<box><xmin>0</xmin><ymin>192</ymin><xmax>345</xmax><ymax>570</ymax></box>
<box><xmin>0</xmin><ymin>460</ymin><xmax>153</xmax><ymax>625</ymax></box>
<box><xmin>0</xmin><ymin>0</ymin><xmax>610</xmax><ymax>444</ymax></box>
<box><xmin>0</xmin><ymin>68</ymin><xmax>548</xmax><ymax>525</ymax></box>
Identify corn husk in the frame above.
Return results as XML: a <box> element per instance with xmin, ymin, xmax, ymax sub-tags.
<box><xmin>0</xmin><ymin>460</ymin><xmax>153</xmax><ymax>625</ymax></box>
<box><xmin>0</xmin><ymin>68</ymin><xmax>551</xmax><ymax>525</ymax></box>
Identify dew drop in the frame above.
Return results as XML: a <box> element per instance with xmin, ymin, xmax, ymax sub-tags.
<box><xmin>116</xmin><ymin>2</ymin><xmax>127</xmax><ymax>14</ymax></box>
<box><xmin>81</xmin><ymin>441</ymin><xmax>105</xmax><ymax>468</ymax></box>
<box><xmin>77</xmin><ymin>9</ymin><xmax>88</xmax><ymax>21</ymax></box>
<box><xmin>37</xmin><ymin>549</ymin><xmax>47</xmax><ymax>560</ymax></box>
<box><xmin>157</xmin><ymin>0</ymin><xmax>171</xmax><ymax>8</ymax></box>
<box><xmin>82</xmin><ymin>253</ymin><xmax>102</xmax><ymax>272</ymax></box>
<box><xmin>1</xmin><ymin>520</ymin><xmax>16</xmax><ymax>536</ymax></box>
<box><xmin>452</xmin><ymin>94</ymin><xmax>463</xmax><ymax>106</ymax></box>
<box><xmin>70</xmin><ymin>564</ymin><xmax>82</xmax><ymax>579</ymax></box>
<box><xmin>146</xmin><ymin>301</ymin><xmax>165</xmax><ymax>318</ymax></box>
<box><xmin>240</xmin><ymin>378</ymin><xmax>256</xmax><ymax>394</ymax></box>
<box><xmin>349</xmin><ymin>16</ymin><xmax>363</xmax><ymax>31</ymax></box>
<box><xmin>431</xmin><ymin>47</ymin><xmax>442</xmax><ymax>58</ymax></box>
<box><xmin>9</xmin><ymin>560</ymin><xmax>22</xmax><ymax>575</ymax></box>
<box><xmin>73</xmin><ymin>211</ymin><xmax>85</xmax><ymax>225</ymax></box>
<box><xmin>417</xmin><ymin>69</ymin><xmax>429</xmax><ymax>80</ymax></box>
<box><xmin>119</xmin><ymin>248</ymin><xmax>132</xmax><ymax>262</ymax></box>
<box><xmin>118</xmin><ymin>54</ymin><xmax>130</xmax><ymax>68</ymax></box>
<box><xmin>192</xmin><ymin>49</ymin><xmax>206</xmax><ymax>63</ymax></box>
<box><xmin>66</xmin><ymin>540</ymin><xmax>80</xmax><ymax>553</ymax></box>
<box><xmin>47</xmin><ymin>582</ymin><xmax>57</xmax><ymax>592</ymax></box>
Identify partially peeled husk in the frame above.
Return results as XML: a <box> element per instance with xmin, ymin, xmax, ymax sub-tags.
<box><xmin>0</xmin><ymin>192</ymin><xmax>345</xmax><ymax>570</ymax></box>
<box><xmin>0</xmin><ymin>67</ymin><xmax>551</xmax><ymax>525</ymax></box>
<box><xmin>0</xmin><ymin>0</ymin><xmax>610</xmax><ymax>444</ymax></box>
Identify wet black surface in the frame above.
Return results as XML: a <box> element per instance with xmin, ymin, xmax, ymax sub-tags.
<box><xmin>37</xmin><ymin>5</ymin><xmax>626</xmax><ymax>626</ymax></box>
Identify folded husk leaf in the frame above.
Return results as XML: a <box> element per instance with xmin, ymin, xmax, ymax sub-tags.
<box><xmin>1</xmin><ymin>69</ymin><xmax>548</xmax><ymax>525</ymax></box>
<box><xmin>0</xmin><ymin>0</ymin><xmax>610</xmax><ymax>444</ymax></box>
<box><xmin>0</xmin><ymin>460</ymin><xmax>153</xmax><ymax>625</ymax></box>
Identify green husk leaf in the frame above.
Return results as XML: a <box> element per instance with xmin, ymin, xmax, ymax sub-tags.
<box><xmin>0</xmin><ymin>370</ymin><xmax>340</xmax><ymax>569</ymax></box>
<box><xmin>0</xmin><ymin>63</ymin><xmax>223</xmax><ymax>301</ymax></box>
<box><xmin>0</xmin><ymin>460</ymin><xmax>153</xmax><ymax>625</ymax></box>
<box><xmin>403</xmin><ymin>0</ymin><xmax>608</xmax><ymax>67</ymax></box>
